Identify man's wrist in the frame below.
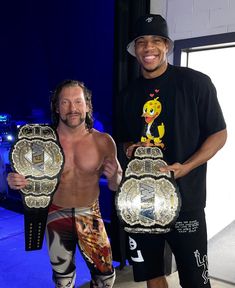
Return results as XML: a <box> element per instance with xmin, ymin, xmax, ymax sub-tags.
<box><xmin>107</xmin><ymin>171</ymin><xmax>122</xmax><ymax>191</ymax></box>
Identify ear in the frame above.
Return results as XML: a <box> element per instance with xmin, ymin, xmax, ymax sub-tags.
<box><xmin>165</xmin><ymin>40</ymin><xmax>169</xmax><ymax>53</ymax></box>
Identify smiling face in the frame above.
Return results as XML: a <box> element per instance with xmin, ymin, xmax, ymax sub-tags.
<box><xmin>57</xmin><ymin>86</ymin><xmax>89</xmax><ymax>129</ymax></box>
<box><xmin>135</xmin><ymin>35</ymin><xmax>169</xmax><ymax>78</ymax></box>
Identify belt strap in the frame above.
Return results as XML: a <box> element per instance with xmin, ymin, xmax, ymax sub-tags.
<box><xmin>24</xmin><ymin>208</ymin><xmax>49</xmax><ymax>251</ymax></box>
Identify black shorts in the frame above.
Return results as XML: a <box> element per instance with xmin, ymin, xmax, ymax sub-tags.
<box><xmin>127</xmin><ymin>209</ymin><xmax>211</xmax><ymax>288</ymax></box>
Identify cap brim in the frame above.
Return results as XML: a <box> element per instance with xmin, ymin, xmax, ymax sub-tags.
<box><xmin>127</xmin><ymin>37</ymin><xmax>174</xmax><ymax>57</ymax></box>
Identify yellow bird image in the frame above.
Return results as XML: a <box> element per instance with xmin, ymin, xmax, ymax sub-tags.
<box><xmin>141</xmin><ymin>97</ymin><xmax>165</xmax><ymax>148</ymax></box>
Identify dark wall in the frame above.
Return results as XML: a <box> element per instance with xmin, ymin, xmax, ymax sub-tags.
<box><xmin>1</xmin><ymin>0</ymin><xmax>115</xmax><ymax>131</ymax></box>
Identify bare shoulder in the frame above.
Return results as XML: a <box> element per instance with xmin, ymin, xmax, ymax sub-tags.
<box><xmin>91</xmin><ymin>129</ymin><xmax>116</xmax><ymax>151</ymax></box>
<box><xmin>90</xmin><ymin>128</ymin><xmax>113</xmax><ymax>140</ymax></box>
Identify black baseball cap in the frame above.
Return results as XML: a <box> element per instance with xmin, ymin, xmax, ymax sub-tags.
<box><xmin>127</xmin><ymin>14</ymin><xmax>174</xmax><ymax>57</ymax></box>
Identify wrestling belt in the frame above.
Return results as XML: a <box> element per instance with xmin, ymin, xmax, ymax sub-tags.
<box><xmin>116</xmin><ymin>146</ymin><xmax>181</xmax><ymax>234</ymax></box>
<box><xmin>10</xmin><ymin>124</ymin><xmax>64</xmax><ymax>251</ymax></box>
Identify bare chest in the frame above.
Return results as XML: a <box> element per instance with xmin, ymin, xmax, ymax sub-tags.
<box><xmin>61</xmin><ymin>140</ymin><xmax>104</xmax><ymax>174</ymax></box>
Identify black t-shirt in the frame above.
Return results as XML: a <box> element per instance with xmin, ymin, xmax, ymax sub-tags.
<box><xmin>116</xmin><ymin>64</ymin><xmax>226</xmax><ymax>211</ymax></box>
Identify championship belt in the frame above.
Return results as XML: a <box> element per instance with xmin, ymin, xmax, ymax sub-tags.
<box><xmin>10</xmin><ymin>124</ymin><xmax>64</xmax><ymax>250</ymax></box>
<box><xmin>116</xmin><ymin>146</ymin><xmax>181</xmax><ymax>234</ymax></box>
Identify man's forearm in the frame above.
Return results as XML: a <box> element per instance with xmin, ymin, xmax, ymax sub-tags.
<box><xmin>183</xmin><ymin>129</ymin><xmax>227</xmax><ymax>171</ymax></box>
<box><xmin>107</xmin><ymin>168</ymin><xmax>123</xmax><ymax>191</ymax></box>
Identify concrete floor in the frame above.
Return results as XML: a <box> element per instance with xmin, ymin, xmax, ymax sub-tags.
<box><xmin>81</xmin><ymin>265</ymin><xmax>235</xmax><ymax>288</ymax></box>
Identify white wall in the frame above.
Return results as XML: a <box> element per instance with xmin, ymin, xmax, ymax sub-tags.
<box><xmin>151</xmin><ymin>0</ymin><xmax>235</xmax><ymax>40</ymax></box>
<box><xmin>151</xmin><ymin>0</ymin><xmax>235</xmax><ymax>63</ymax></box>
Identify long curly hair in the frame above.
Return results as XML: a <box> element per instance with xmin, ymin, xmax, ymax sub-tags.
<box><xmin>50</xmin><ymin>79</ymin><xmax>94</xmax><ymax>130</ymax></box>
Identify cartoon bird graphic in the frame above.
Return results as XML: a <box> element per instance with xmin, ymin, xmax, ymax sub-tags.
<box><xmin>141</xmin><ymin>97</ymin><xmax>165</xmax><ymax>147</ymax></box>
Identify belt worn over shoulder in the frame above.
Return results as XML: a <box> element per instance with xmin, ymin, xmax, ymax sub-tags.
<box><xmin>116</xmin><ymin>146</ymin><xmax>181</xmax><ymax>234</ymax></box>
<box><xmin>10</xmin><ymin>124</ymin><xmax>64</xmax><ymax>251</ymax></box>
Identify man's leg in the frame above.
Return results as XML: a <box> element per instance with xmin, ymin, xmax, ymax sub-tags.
<box><xmin>127</xmin><ymin>233</ymin><xmax>166</xmax><ymax>284</ymax></box>
<box><xmin>75</xmin><ymin>202</ymin><xmax>115</xmax><ymax>287</ymax></box>
<box><xmin>147</xmin><ymin>276</ymin><xmax>168</xmax><ymax>288</ymax></box>
<box><xmin>89</xmin><ymin>271</ymin><xmax>116</xmax><ymax>288</ymax></box>
<box><xmin>46</xmin><ymin>205</ymin><xmax>77</xmax><ymax>288</ymax></box>
<box><xmin>167</xmin><ymin>209</ymin><xmax>211</xmax><ymax>288</ymax></box>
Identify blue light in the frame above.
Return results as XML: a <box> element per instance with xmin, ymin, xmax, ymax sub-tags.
<box><xmin>6</xmin><ymin>134</ymin><xmax>14</xmax><ymax>141</ymax></box>
<box><xmin>0</xmin><ymin>114</ymin><xmax>10</xmax><ymax>123</ymax></box>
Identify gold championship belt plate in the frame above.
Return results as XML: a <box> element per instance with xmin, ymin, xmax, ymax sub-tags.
<box><xmin>116</xmin><ymin>147</ymin><xmax>181</xmax><ymax>234</ymax></box>
<box><xmin>10</xmin><ymin>124</ymin><xmax>64</xmax><ymax>250</ymax></box>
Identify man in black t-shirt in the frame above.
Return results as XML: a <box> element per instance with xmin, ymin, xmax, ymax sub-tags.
<box><xmin>115</xmin><ymin>14</ymin><xmax>227</xmax><ymax>288</ymax></box>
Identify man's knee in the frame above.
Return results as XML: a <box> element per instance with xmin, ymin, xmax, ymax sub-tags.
<box><xmin>147</xmin><ymin>275</ymin><xmax>168</xmax><ymax>288</ymax></box>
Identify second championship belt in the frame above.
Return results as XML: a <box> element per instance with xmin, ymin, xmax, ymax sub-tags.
<box><xmin>116</xmin><ymin>146</ymin><xmax>181</xmax><ymax>234</ymax></box>
<box><xmin>10</xmin><ymin>124</ymin><xmax>64</xmax><ymax>251</ymax></box>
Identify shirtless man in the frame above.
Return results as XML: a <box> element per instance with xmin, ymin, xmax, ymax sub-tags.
<box><xmin>7</xmin><ymin>80</ymin><xmax>122</xmax><ymax>288</ymax></box>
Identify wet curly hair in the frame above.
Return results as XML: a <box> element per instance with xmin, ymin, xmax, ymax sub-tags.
<box><xmin>50</xmin><ymin>79</ymin><xmax>94</xmax><ymax>130</ymax></box>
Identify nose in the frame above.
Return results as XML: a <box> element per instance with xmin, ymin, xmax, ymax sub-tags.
<box><xmin>144</xmin><ymin>40</ymin><xmax>155</xmax><ymax>50</ymax></box>
<box><xmin>69</xmin><ymin>102</ymin><xmax>77</xmax><ymax>112</ymax></box>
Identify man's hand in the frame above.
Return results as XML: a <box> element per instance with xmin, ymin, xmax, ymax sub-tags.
<box><xmin>103</xmin><ymin>158</ymin><xmax>122</xmax><ymax>191</ymax></box>
<box><xmin>125</xmin><ymin>141</ymin><xmax>155</xmax><ymax>159</ymax></box>
<box><xmin>7</xmin><ymin>172</ymin><xmax>28</xmax><ymax>190</ymax></box>
<box><xmin>159</xmin><ymin>162</ymin><xmax>191</xmax><ymax>179</ymax></box>
<box><xmin>103</xmin><ymin>158</ymin><xmax>119</xmax><ymax>180</ymax></box>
